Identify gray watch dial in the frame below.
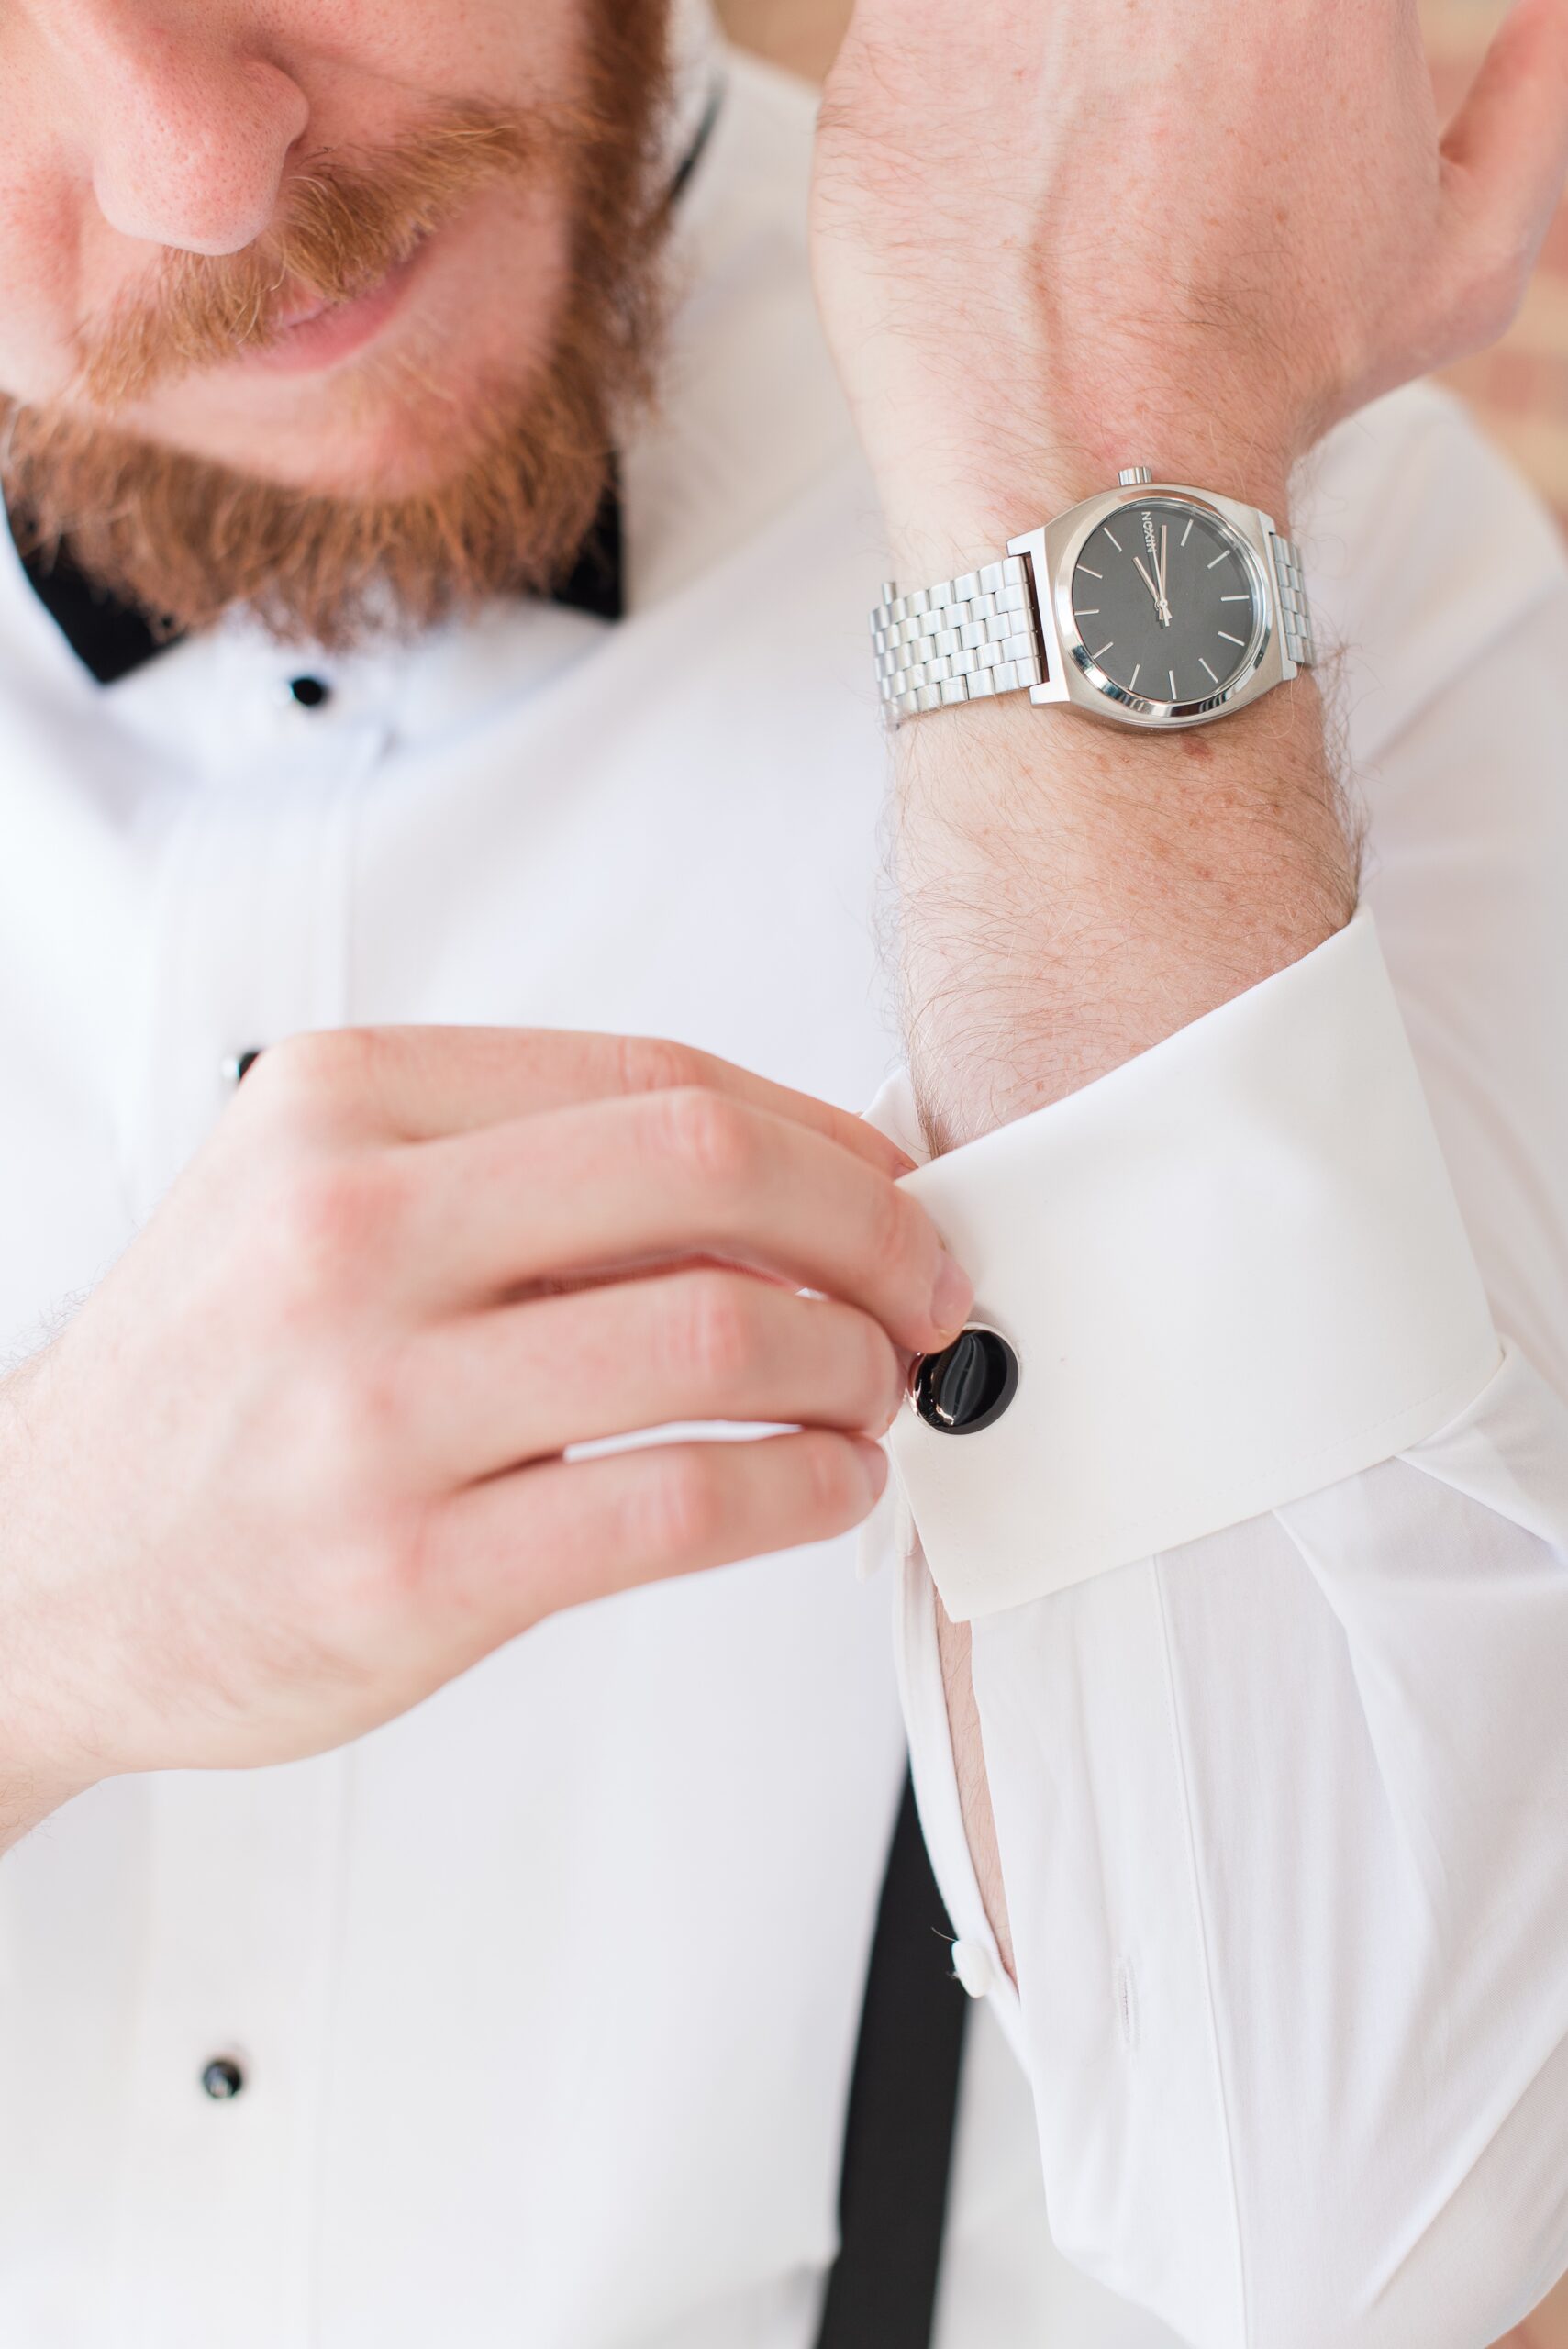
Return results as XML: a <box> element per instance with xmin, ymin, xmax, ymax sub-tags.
<box><xmin>1069</xmin><ymin>501</ymin><xmax>1262</xmax><ymax>707</ymax></box>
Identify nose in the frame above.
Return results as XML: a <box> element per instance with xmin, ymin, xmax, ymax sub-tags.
<box><xmin>66</xmin><ymin>12</ymin><xmax>310</xmax><ymax>256</ymax></box>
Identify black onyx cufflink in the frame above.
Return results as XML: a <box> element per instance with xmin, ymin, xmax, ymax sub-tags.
<box><xmin>910</xmin><ymin>1328</ymin><xmax>1018</xmax><ymax>1435</ymax></box>
<box><xmin>200</xmin><ymin>2055</ymin><xmax>245</xmax><ymax>2100</ymax></box>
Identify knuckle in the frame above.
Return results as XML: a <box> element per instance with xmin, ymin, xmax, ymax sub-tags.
<box><xmin>867</xmin><ymin>1165</ymin><xmax>925</xmax><ymax>1293</ymax></box>
<box><xmin>1440</xmin><ymin>232</ymin><xmax>1529</xmax><ymax>354</ymax></box>
<box><xmin>616</xmin><ymin>1033</ymin><xmax>706</xmax><ymax>1099</ymax></box>
<box><xmin>266</xmin><ymin>1153</ymin><xmax>403</xmax><ymax>1310</ymax></box>
<box><xmin>245</xmin><ymin>1027</ymin><xmax>379</xmax><ymax>1130</ymax></box>
<box><xmin>355</xmin><ymin>1505</ymin><xmax>439</xmax><ymax>1622</ymax></box>
<box><xmin>669</xmin><ymin>1273</ymin><xmax>760</xmax><ymax>1391</ymax></box>
<box><xmin>803</xmin><ymin>1431</ymin><xmax>862</xmax><ymax>1523</ymax></box>
<box><xmin>295</xmin><ymin>1345</ymin><xmax>416</xmax><ymax>1487</ymax></box>
<box><xmin>855</xmin><ymin>1313</ymin><xmax>903</xmax><ymax>1422</ymax></box>
<box><xmin>1473</xmin><ymin>250</ymin><xmax>1528</xmax><ymax>341</ymax></box>
<box><xmin>290</xmin><ymin>1510</ymin><xmax>431</xmax><ymax>1684</ymax></box>
<box><xmin>651</xmin><ymin>1086</ymin><xmax>756</xmax><ymax>1197</ymax></box>
<box><xmin>633</xmin><ymin>1449</ymin><xmax>728</xmax><ymax>1564</ymax></box>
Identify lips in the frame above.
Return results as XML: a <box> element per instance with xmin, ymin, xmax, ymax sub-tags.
<box><xmin>273</xmin><ymin>289</ymin><xmax>339</xmax><ymax>334</ymax></box>
<box><xmin>239</xmin><ymin>243</ymin><xmax>428</xmax><ymax>378</ymax></box>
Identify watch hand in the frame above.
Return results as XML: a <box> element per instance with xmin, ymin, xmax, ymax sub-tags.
<box><xmin>1134</xmin><ymin>552</ymin><xmax>1173</xmax><ymax>628</ymax></box>
<box><xmin>1159</xmin><ymin>523</ymin><xmax>1170</xmax><ymax>615</ymax></box>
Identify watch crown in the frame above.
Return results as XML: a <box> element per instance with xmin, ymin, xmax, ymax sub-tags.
<box><xmin>1118</xmin><ymin>466</ymin><xmax>1153</xmax><ymax>487</ymax></box>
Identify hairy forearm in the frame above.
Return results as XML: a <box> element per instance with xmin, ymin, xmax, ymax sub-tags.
<box><xmin>0</xmin><ymin>1776</ymin><xmax>69</xmax><ymax>1861</ymax></box>
<box><xmin>891</xmin><ymin>513</ymin><xmax>1356</xmax><ymax>1152</ymax></box>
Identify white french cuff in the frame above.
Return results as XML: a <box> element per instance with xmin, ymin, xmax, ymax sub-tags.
<box><xmin>869</xmin><ymin>907</ymin><xmax>1501</xmax><ymax>1623</ymax></box>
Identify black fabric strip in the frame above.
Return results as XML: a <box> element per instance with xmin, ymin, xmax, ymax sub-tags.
<box><xmin>559</xmin><ymin>471</ymin><xmax>624</xmax><ymax>625</ymax></box>
<box><xmin>815</xmin><ymin>1772</ymin><xmax>969</xmax><ymax>2349</ymax></box>
<box><xmin>20</xmin><ymin>540</ymin><xmax>174</xmax><ymax>687</ymax></box>
<box><xmin>14</xmin><ymin>469</ymin><xmax>625</xmax><ymax>686</ymax></box>
<box><xmin>667</xmin><ymin>78</ymin><xmax>724</xmax><ymax>210</ymax></box>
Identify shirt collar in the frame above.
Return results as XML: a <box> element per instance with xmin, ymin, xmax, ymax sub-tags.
<box><xmin>14</xmin><ymin>473</ymin><xmax>625</xmax><ymax>688</ymax></box>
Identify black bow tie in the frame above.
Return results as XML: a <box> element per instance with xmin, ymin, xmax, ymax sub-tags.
<box><xmin>16</xmin><ymin>473</ymin><xmax>625</xmax><ymax>687</ymax></box>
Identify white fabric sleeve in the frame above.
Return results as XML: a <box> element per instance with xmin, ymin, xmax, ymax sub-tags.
<box><xmin>869</xmin><ymin>390</ymin><xmax>1568</xmax><ymax>2348</ymax></box>
<box><xmin>874</xmin><ymin>937</ymin><xmax>1568</xmax><ymax>2347</ymax></box>
<box><xmin>888</xmin><ymin>1348</ymin><xmax>1568</xmax><ymax>2349</ymax></box>
<box><xmin>873</xmin><ymin>935</ymin><xmax>1568</xmax><ymax>2346</ymax></box>
<box><xmin>878</xmin><ymin>909</ymin><xmax>1500</xmax><ymax>1621</ymax></box>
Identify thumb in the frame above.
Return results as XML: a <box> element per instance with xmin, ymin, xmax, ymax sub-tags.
<box><xmin>1440</xmin><ymin>0</ymin><xmax>1568</xmax><ymax>326</ymax></box>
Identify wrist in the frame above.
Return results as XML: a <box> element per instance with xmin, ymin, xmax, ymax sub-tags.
<box><xmin>0</xmin><ymin>1614</ymin><xmax>106</xmax><ymax>1848</ymax></box>
<box><xmin>0</xmin><ymin>1611</ymin><xmax>105</xmax><ymax>1848</ymax></box>
<box><xmin>0</xmin><ymin>1361</ymin><xmax>106</xmax><ymax>1847</ymax></box>
<box><xmin>877</xmin><ymin>426</ymin><xmax>1297</xmax><ymax>584</ymax></box>
<box><xmin>892</xmin><ymin>683</ymin><xmax>1356</xmax><ymax>1148</ymax></box>
<box><xmin>0</xmin><ymin>1757</ymin><xmax>91</xmax><ymax>1859</ymax></box>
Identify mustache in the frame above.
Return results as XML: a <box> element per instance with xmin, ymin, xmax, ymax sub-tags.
<box><xmin>76</xmin><ymin>101</ymin><xmax>581</xmax><ymax>411</ymax></box>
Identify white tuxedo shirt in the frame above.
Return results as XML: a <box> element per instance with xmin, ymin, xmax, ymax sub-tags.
<box><xmin>1</xmin><ymin>41</ymin><xmax>1565</xmax><ymax>2349</ymax></box>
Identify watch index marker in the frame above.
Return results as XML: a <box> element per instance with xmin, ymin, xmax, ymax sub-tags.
<box><xmin>870</xmin><ymin>484</ymin><xmax>1314</xmax><ymax>723</ymax></box>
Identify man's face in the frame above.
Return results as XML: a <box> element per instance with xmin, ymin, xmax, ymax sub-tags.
<box><xmin>0</xmin><ymin>1</ymin><xmax>671</xmax><ymax>643</ymax></box>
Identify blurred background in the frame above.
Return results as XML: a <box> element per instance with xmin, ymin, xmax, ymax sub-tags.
<box><xmin>718</xmin><ymin>0</ymin><xmax>1568</xmax><ymax>533</ymax></box>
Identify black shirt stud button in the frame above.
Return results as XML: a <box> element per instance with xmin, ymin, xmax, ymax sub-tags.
<box><xmin>911</xmin><ymin>1328</ymin><xmax>1019</xmax><ymax>1435</ymax></box>
<box><xmin>286</xmin><ymin>675</ymin><xmax>331</xmax><ymax>710</ymax></box>
<box><xmin>200</xmin><ymin>2056</ymin><xmax>246</xmax><ymax>2101</ymax></box>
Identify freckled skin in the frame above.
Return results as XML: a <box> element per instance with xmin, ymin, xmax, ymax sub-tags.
<box><xmin>0</xmin><ymin>0</ymin><xmax>591</xmax><ymax>494</ymax></box>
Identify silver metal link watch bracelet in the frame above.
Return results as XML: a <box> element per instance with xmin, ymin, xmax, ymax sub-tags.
<box><xmin>1270</xmin><ymin>532</ymin><xmax>1317</xmax><ymax>670</ymax></box>
<box><xmin>871</xmin><ymin>469</ymin><xmax>1316</xmax><ymax>732</ymax></box>
<box><xmin>871</xmin><ymin>556</ymin><xmax>1046</xmax><ymax>719</ymax></box>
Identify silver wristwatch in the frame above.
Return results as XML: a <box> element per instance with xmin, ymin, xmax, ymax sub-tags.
<box><xmin>871</xmin><ymin>467</ymin><xmax>1314</xmax><ymax>730</ymax></box>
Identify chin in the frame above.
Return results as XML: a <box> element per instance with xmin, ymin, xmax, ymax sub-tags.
<box><xmin>159</xmin><ymin>368</ymin><xmax>519</xmax><ymax>504</ymax></box>
<box><xmin>274</xmin><ymin>412</ymin><xmax>494</xmax><ymax>504</ymax></box>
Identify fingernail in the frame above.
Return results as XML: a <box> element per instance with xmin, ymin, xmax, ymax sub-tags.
<box><xmin>930</xmin><ymin>1250</ymin><xmax>974</xmax><ymax>1340</ymax></box>
<box><xmin>855</xmin><ymin>1439</ymin><xmax>890</xmax><ymax>1503</ymax></box>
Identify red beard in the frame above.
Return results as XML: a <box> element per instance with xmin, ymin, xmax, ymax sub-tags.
<box><xmin>1</xmin><ymin>8</ymin><xmax>670</xmax><ymax>651</ymax></box>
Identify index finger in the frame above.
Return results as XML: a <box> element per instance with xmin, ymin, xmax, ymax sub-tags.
<box><xmin>243</xmin><ymin>1025</ymin><xmax>917</xmax><ymax>1181</ymax></box>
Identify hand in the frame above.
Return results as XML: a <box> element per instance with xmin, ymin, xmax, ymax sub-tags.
<box><xmin>0</xmin><ymin>1030</ymin><xmax>970</xmax><ymax>1834</ymax></box>
<box><xmin>811</xmin><ymin>0</ymin><xmax>1568</xmax><ymax>557</ymax></box>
